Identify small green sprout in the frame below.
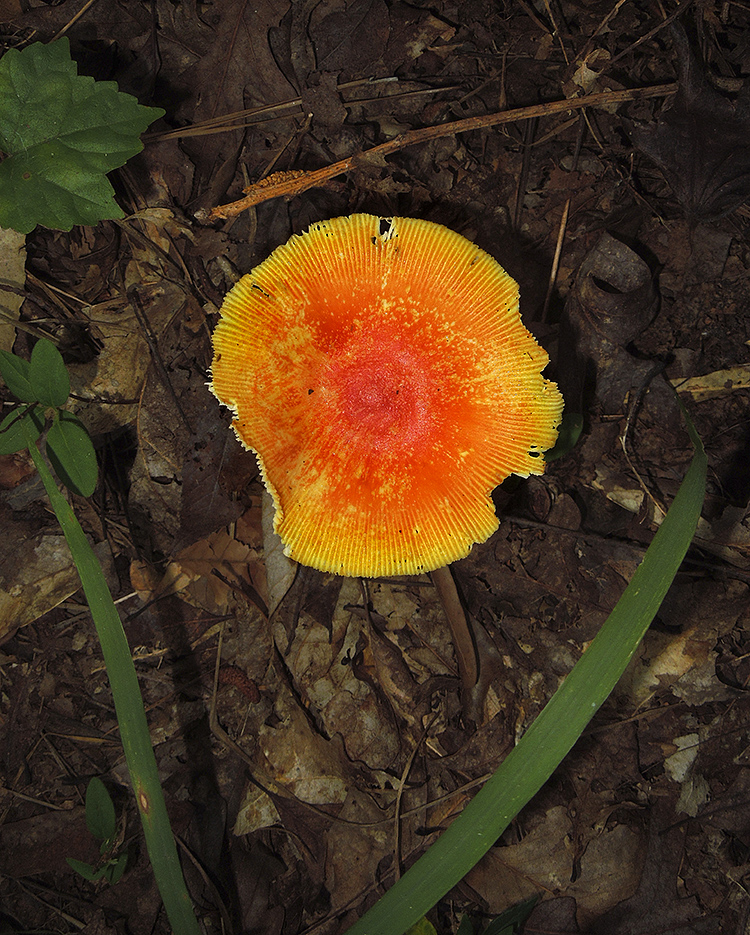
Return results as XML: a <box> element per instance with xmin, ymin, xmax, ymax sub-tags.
<box><xmin>67</xmin><ymin>777</ymin><xmax>128</xmax><ymax>885</ymax></box>
<box><xmin>0</xmin><ymin>337</ymin><xmax>97</xmax><ymax>496</ymax></box>
<box><xmin>456</xmin><ymin>896</ymin><xmax>540</xmax><ymax>935</ymax></box>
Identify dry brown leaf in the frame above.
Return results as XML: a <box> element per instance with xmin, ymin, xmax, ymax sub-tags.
<box><xmin>465</xmin><ymin>805</ymin><xmax>644</xmax><ymax>922</ymax></box>
<box><xmin>593</xmin><ymin>466</ymin><xmax>750</xmax><ymax>568</ymax></box>
<box><xmin>0</xmin><ymin>535</ymin><xmax>111</xmax><ymax>640</ymax></box>
<box><xmin>263</xmin><ymin>491</ymin><xmax>297</xmax><ymax>618</ymax></box>
<box><xmin>672</xmin><ymin>365</ymin><xmax>750</xmax><ymax>400</ymax></box>
<box><xmin>275</xmin><ymin>577</ymin><xmax>401</xmax><ymax>770</ymax></box>
<box><xmin>152</xmin><ymin>528</ymin><xmax>264</xmax><ymax>615</ymax></box>
<box><xmin>234</xmin><ymin>683</ymin><xmax>353</xmax><ymax>838</ymax></box>
<box><xmin>0</xmin><ymin>227</ymin><xmax>25</xmax><ymax>352</ymax></box>
<box><xmin>325</xmin><ymin>784</ymin><xmax>391</xmax><ymax>913</ymax></box>
<box><xmin>68</xmin><ymin>288</ymin><xmax>174</xmax><ymax>435</ymax></box>
<box><xmin>129</xmin><ymin>557</ymin><xmax>162</xmax><ymax>602</ymax></box>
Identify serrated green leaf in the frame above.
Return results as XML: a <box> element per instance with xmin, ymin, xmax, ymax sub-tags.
<box><xmin>0</xmin><ymin>404</ymin><xmax>44</xmax><ymax>454</ymax></box>
<box><xmin>30</xmin><ymin>337</ymin><xmax>69</xmax><ymax>407</ymax></box>
<box><xmin>0</xmin><ymin>38</ymin><xmax>164</xmax><ymax>234</ymax></box>
<box><xmin>85</xmin><ymin>777</ymin><xmax>116</xmax><ymax>842</ymax></box>
<box><xmin>46</xmin><ymin>411</ymin><xmax>97</xmax><ymax>496</ymax></box>
<box><xmin>0</xmin><ymin>351</ymin><xmax>35</xmax><ymax>403</ymax></box>
<box><xmin>66</xmin><ymin>857</ymin><xmax>100</xmax><ymax>881</ymax></box>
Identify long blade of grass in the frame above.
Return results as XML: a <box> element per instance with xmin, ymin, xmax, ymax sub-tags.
<box><xmin>23</xmin><ymin>426</ymin><xmax>200</xmax><ymax>934</ymax></box>
<box><xmin>346</xmin><ymin>407</ymin><xmax>706</xmax><ymax>935</ymax></box>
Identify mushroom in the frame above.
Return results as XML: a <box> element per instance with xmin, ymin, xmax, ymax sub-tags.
<box><xmin>211</xmin><ymin>214</ymin><xmax>563</xmax><ymax>580</ymax></box>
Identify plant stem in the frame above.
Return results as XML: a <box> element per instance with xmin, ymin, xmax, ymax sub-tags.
<box><xmin>24</xmin><ymin>427</ymin><xmax>200</xmax><ymax>934</ymax></box>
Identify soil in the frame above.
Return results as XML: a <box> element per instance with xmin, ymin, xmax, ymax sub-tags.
<box><xmin>1</xmin><ymin>2</ymin><xmax>750</xmax><ymax>934</ymax></box>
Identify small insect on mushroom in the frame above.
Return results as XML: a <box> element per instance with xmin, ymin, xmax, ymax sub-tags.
<box><xmin>210</xmin><ymin>214</ymin><xmax>563</xmax><ymax>578</ymax></box>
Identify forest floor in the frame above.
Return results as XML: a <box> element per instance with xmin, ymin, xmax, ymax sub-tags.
<box><xmin>1</xmin><ymin>1</ymin><xmax>750</xmax><ymax>933</ymax></box>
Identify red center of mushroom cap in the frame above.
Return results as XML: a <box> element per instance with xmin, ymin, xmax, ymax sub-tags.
<box><xmin>210</xmin><ymin>215</ymin><xmax>563</xmax><ymax>578</ymax></box>
<box><xmin>324</xmin><ymin>332</ymin><xmax>435</xmax><ymax>453</ymax></box>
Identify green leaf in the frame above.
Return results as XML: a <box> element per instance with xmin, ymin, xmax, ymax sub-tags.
<box><xmin>482</xmin><ymin>896</ymin><xmax>539</xmax><ymax>935</ymax></box>
<box><xmin>0</xmin><ymin>351</ymin><xmax>35</xmax><ymax>403</ymax></box>
<box><xmin>456</xmin><ymin>918</ymin><xmax>474</xmax><ymax>935</ymax></box>
<box><xmin>404</xmin><ymin>920</ymin><xmax>437</xmax><ymax>935</ymax></box>
<box><xmin>85</xmin><ymin>777</ymin><xmax>116</xmax><ymax>842</ymax></box>
<box><xmin>0</xmin><ymin>404</ymin><xmax>44</xmax><ymax>454</ymax></box>
<box><xmin>46</xmin><ymin>411</ymin><xmax>98</xmax><ymax>496</ymax></box>
<box><xmin>30</xmin><ymin>337</ymin><xmax>69</xmax><ymax>407</ymax></box>
<box><xmin>66</xmin><ymin>857</ymin><xmax>100</xmax><ymax>881</ymax></box>
<box><xmin>0</xmin><ymin>38</ymin><xmax>164</xmax><ymax>234</ymax></box>
<box><xmin>545</xmin><ymin>410</ymin><xmax>584</xmax><ymax>462</ymax></box>
<box><xmin>104</xmin><ymin>852</ymin><xmax>128</xmax><ymax>884</ymax></box>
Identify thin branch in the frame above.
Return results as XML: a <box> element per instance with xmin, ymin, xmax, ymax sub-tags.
<box><xmin>198</xmin><ymin>82</ymin><xmax>676</xmax><ymax>222</ymax></box>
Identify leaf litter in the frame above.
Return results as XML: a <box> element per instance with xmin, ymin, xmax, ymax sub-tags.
<box><xmin>1</xmin><ymin>2</ymin><xmax>750</xmax><ymax>933</ymax></box>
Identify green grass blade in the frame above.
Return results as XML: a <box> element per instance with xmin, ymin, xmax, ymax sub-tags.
<box><xmin>23</xmin><ymin>425</ymin><xmax>200</xmax><ymax>933</ymax></box>
<box><xmin>346</xmin><ymin>407</ymin><xmax>706</xmax><ymax>935</ymax></box>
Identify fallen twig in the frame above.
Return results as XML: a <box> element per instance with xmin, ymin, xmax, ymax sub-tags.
<box><xmin>197</xmin><ymin>83</ymin><xmax>676</xmax><ymax>222</ymax></box>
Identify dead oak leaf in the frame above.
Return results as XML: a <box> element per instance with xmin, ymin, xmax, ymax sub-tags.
<box><xmin>587</xmin><ymin>799</ymin><xmax>721</xmax><ymax>935</ymax></box>
<box><xmin>628</xmin><ymin>23</ymin><xmax>750</xmax><ymax>222</ymax></box>
<box><xmin>153</xmin><ymin>529</ymin><xmax>266</xmax><ymax>614</ymax></box>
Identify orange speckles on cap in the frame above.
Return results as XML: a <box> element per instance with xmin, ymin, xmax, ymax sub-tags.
<box><xmin>210</xmin><ymin>214</ymin><xmax>563</xmax><ymax>577</ymax></box>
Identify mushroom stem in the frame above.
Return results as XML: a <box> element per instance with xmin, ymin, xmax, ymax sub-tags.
<box><xmin>430</xmin><ymin>564</ymin><xmax>478</xmax><ymax>694</ymax></box>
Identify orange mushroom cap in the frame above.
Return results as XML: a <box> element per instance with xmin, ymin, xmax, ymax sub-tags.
<box><xmin>211</xmin><ymin>215</ymin><xmax>563</xmax><ymax>578</ymax></box>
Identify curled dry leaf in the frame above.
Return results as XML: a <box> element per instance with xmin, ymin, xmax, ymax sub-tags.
<box><xmin>671</xmin><ymin>365</ymin><xmax>750</xmax><ymax>401</ymax></box>
<box><xmin>629</xmin><ymin>23</ymin><xmax>750</xmax><ymax>222</ymax></box>
<box><xmin>142</xmin><ymin>528</ymin><xmax>267</xmax><ymax>615</ymax></box>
